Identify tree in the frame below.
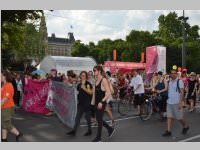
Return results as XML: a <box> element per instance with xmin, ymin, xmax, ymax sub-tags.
<box><xmin>1</xmin><ymin>10</ymin><xmax>42</xmax><ymax>26</ymax></box>
<box><xmin>71</xmin><ymin>40</ymin><xmax>90</xmax><ymax>57</ymax></box>
<box><xmin>1</xmin><ymin>10</ymin><xmax>43</xmax><ymax>70</ymax></box>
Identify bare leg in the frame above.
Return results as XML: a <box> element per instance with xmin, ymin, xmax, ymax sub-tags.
<box><xmin>189</xmin><ymin>99</ymin><xmax>194</xmax><ymax>111</ymax></box>
<box><xmin>105</xmin><ymin>105</ymin><xmax>114</xmax><ymax>121</ymax></box>
<box><xmin>167</xmin><ymin>118</ymin><xmax>173</xmax><ymax>132</ymax></box>
<box><xmin>137</xmin><ymin>105</ymin><xmax>141</xmax><ymax>115</ymax></box>
<box><xmin>2</xmin><ymin>129</ymin><xmax>8</xmax><ymax>139</ymax></box>
<box><xmin>178</xmin><ymin>119</ymin><xmax>188</xmax><ymax>128</ymax></box>
<box><xmin>163</xmin><ymin>112</ymin><xmax>167</xmax><ymax>118</ymax></box>
<box><xmin>10</xmin><ymin>127</ymin><xmax>20</xmax><ymax>136</ymax></box>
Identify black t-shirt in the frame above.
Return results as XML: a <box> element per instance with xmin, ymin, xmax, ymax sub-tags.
<box><xmin>77</xmin><ymin>80</ymin><xmax>93</xmax><ymax>108</ymax></box>
<box><xmin>188</xmin><ymin>80</ymin><xmax>197</xmax><ymax>94</ymax></box>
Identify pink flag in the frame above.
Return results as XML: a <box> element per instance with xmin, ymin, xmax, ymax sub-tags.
<box><xmin>22</xmin><ymin>79</ymin><xmax>50</xmax><ymax>115</ymax></box>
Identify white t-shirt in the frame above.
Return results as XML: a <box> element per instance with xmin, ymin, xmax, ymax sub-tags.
<box><xmin>167</xmin><ymin>78</ymin><xmax>184</xmax><ymax>104</ymax></box>
<box><xmin>16</xmin><ymin>79</ymin><xmax>23</xmax><ymax>92</ymax></box>
<box><xmin>130</xmin><ymin>75</ymin><xmax>145</xmax><ymax>94</ymax></box>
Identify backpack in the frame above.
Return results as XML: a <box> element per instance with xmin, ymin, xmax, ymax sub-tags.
<box><xmin>176</xmin><ymin>79</ymin><xmax>180</xmax><ymax>93</ymax></box>
<box><xmin>168</xmin><ymin>79</ymin><xmax>181</xmax><ymax>93</ymax></box>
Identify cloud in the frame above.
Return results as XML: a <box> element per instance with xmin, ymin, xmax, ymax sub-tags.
<box><xmin>44</xmin><ymin>10</ymin><xmax>200</xmax><ymax>44</ymax></box>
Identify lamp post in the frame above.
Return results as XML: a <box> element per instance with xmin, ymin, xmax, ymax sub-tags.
<box><xmin>178</xmin><ymin>10</ymin><xmax>189</xmax><ymax>69</ymax></box>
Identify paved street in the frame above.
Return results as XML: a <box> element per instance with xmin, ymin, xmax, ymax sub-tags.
<box><xmin>7</xmin><ymin>102</ymin><xmax>200</xmax><ymax>142</ymax></box>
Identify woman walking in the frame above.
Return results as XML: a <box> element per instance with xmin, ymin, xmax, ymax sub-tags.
<box><xmin>91</xmin><ymin>65</ymin><xmax>115</xmax><ymax>142</ymax></box>
<box><xmin>187</xmin><ymin>72</ymin><xmax>198</xmax><ymax>112</ymax></box>
<box><xmin>67</xmin><ymin>71</ymin><xmax>93</xmax><ymax>136</ymax></box>
<box><xmin>1</xmin><ymin>71</ymin><xmax>23</xmax><ymax>142</ymax></box>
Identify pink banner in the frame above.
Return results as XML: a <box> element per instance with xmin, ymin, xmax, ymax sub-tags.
<box><xmin>145</xmin><ymin>46</ymin><xmax>158</xmax><ymax>74</ymax></box>
<box><xmin>145</xmin><ymin>46</ymin><xmax>159</xmax><ymax>85</ymax></box>
<box><xmin>22</xmin><ymin>79</ymin><xmax>50</xmax><ymax>114</ymax></box>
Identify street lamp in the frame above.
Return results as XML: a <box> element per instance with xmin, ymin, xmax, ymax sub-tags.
<box><xmin>178</xmin><ymin>10</ymin><xmax>189</xmax><ymax>69</ymax></box>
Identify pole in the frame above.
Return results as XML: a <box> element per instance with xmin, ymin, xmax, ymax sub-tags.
<box><xmin>182</xmin><ymin>10</ymin><xmax>188</xmax><ymax>69</ymax></box>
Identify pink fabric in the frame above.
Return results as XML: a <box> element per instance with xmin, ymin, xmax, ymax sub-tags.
<box><xmin>22</xmin><ymin>79</ymin><xmax>50</xmax><ymax>114</ymax></box>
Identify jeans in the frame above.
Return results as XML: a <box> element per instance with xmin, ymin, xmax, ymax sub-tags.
<box><xmin>95</xmin><ymin>103</ymin><xmax>113</xmax><ymax>139</ymax></box>
<box><xmin>74</xmin><ymin>105</ymin><xmax>91</xmax><ymax>132</ymax></box>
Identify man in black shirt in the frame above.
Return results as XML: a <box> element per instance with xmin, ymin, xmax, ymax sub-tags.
<box><xmin>67</xmin><ymin>71</ymin><xmax>93</xmax><ymax>136</ymax></box>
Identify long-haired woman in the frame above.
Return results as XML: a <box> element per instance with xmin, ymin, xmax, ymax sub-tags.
<box><xmin>91</xmin><ymin>65</ymin><xmax>115</xmax><ymax>142</ymax></box>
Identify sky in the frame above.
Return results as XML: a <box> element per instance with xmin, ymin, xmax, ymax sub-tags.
<box><xmin>44</xmin><ymin>10</ymin><xmax>200</xmax><ymax>44</ymax></box>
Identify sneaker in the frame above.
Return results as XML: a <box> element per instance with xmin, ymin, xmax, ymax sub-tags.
<box><xmin>162</xmin><ymin>130</ymin><xmax>171</xmax><ymax>137</ymax></box>
<box><xmin>66</xmin><ymin>130</ymin><xmax>76</xmax><ymax>136</ymax></box>
<box><xmin>83</xmin><ymin>130</ymin><xmax>92</xmax><ymax>136</ymax></box>
<box><xmin>92</xmin><ymin>137</ymin><xmax>101</xmax><ymax>142</ymax></box>
<box><xmin>16</xmin><ymin>132</ymin><xmax>23</xmax><ymax>142</ymax></box>
<box><xmin>1</xmin><ymin>139</ymin><xmax>8</xmax><ymax>142</ymax></box>
<box><xmin>108</xmin><ymin>127</ymin><xmax>115</xmax><ymax>138</ymax></box>
<box><xmin>182</xmin><ymin>126</ymin><xmax>189</xmax><ymax>135</ymax></box>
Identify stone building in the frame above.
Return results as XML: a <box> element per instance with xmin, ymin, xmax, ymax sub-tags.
<box><xmin>47</xmin><ymin>32</ymin><xmax>75</xmax><ymax>56</ymax></box>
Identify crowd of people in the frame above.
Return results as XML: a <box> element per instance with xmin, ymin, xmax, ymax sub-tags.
<box><xmin>1</xmin><ymin>65</ymin><xmax>200</xmax><ymax>142</ymax></box>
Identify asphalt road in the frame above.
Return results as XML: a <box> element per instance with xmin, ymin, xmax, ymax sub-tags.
<box><xmin>6</xmin><ymin>102</ymin><xmax>200</xmax><ymax>142</ymax></box>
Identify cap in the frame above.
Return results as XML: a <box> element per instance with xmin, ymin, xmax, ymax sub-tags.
<box><xmin>189</xmin><ymin>72</ymin><xmax>196</xmax><ymax>76</ymax></box>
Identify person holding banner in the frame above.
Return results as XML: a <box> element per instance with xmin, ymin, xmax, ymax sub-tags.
<box><xmin>67</xmin><ymin>71</ymin><xmax>93</xmax><ymax>136</ymax></box>
<box><xmin>1</xmin><ymin>71</ymin><xmax>23</xmax><ymax>142</ymax></box>
<box><xmin>91</xmin><ymin>65</ymin><xmax>115</xmax><ymax>142</ymax></box>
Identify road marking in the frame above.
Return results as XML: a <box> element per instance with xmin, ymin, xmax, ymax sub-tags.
<box><xmin>80</xmin><ymin>115</ymin><xmax>140</xmax><ymax>127</ymax></box>
<box><xmin>179</xmin><ymin>134</ymin><xmax>200</xmax><ymax>142</ymax></box>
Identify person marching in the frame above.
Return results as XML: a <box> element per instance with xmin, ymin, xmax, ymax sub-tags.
<box><xmin>91</xmin><ymin>65</ymin><xmax>115</xmax><ymax>142</ymax></box>
<box><xmin>67</xmin><ymin>71</ymin><xmax>93</xmax><ymax>136</ymax></box>
<box><xmin>187</xmin><ymin>72</ymin><xmax>198</xmax><ymax>112</ymax></box>
<box><xmin>1</xmin><ymin>71</ymin><xmax>23</xmax><ymax>142</ymax></box>
<box><xmin>162</xmin><ymin>69</ymin><xmax>189</xmax><ymax>137</ymax></box>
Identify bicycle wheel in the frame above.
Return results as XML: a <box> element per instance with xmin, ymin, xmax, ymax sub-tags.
<box><xmin>140</xmin><ymin>100</ymin><xmax>153</xmax><ymax>121</ymax></box>
<box><xmin>118</xmin><ymin>97</ymin><xmax>131</xmax><ymax>116</ymax></box>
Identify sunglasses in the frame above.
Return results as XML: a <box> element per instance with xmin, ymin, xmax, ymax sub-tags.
<box><xmin>93</xmin><ymin>69</ymin><xmax>97</xmax><ymax>72</ymax></box>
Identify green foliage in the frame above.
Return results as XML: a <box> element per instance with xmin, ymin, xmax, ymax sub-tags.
<box><xmin>1</xmin><ymin>10</ymin><xmax>44</xmax><ymax>70</ymax></box>
<box><xmin>71</xmin><ymin>11</ymin><xmax>200</xmax><ymax>72</ymax></box>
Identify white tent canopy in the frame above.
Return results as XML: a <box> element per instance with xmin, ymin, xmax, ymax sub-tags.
<box><xmin>38</xmin><ymin>56</ymin><xmax>97</xmax><ymax>74</ymax></box>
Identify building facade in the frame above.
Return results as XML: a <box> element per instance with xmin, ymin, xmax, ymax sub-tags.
<box><xmin>47</xmin><ymin>32</ymin><xmax>75</xmax><ymax>56</ymax></box>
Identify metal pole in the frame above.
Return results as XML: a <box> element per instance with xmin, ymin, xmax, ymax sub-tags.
<box><xmin>182</xmin><ymin>10</ymin><xmax>186</xmax><ymax>69</ymax></box>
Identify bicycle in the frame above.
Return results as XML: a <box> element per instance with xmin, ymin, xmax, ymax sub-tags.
<box><xmin>117</xmin><ymin>86</ymin><xmax>135</xmax><ymax>116</ymax></box>
<box><xmin>140</xmin><ymin>91</ymin><xmax>164</xmax><ymax>121</ymax></box>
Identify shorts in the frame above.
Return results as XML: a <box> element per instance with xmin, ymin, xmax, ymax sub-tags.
<box><xmin>134</xmin><ymin>94</ymin><xmax>145</xmax><ymax>106</ymax></box>
<box><xmin>187</xmin><ymin>93</ymin><xmax>196</xmax><ymax>105</ymax></box>
<box><xmin>1</xmin><ymin>107</ymin><xmax>14</xmax><ymax>130</ymax></box>
<box><xmin>167</xmin><ymin>104</ymin><xmax>184</xmax><ymax>120</ymax></box>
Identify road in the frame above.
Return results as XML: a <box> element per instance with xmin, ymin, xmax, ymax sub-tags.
<box><xmin>6</xmin><ymin>102</ymin><xmax>200</xmax><ymax>142</ymax></box>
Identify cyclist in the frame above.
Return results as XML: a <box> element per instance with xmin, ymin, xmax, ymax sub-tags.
<box><xmin>129</xmin><ymin>69</ymin><xmax>145</xmax><ymax>115</ymax></box>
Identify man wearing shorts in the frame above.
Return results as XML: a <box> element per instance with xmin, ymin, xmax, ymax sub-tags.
<box><xmin>162</xmin><ymin>69</ymin><xmax>189</xmax><ymax>136</ymax></box>
<box><xmin>130</xmin><ymin>69</ymin><xmax>145</xmax><ymax>115</ymax></box>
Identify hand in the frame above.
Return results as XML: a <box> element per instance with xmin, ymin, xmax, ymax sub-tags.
<box><xmin>156</xmin><ymin>90</ymin><xmax>160</xmax><ymax>94</ymax></box>
<box><xmin>81</xmin><ymin>85</ymin><xmax>86</xmax><ymax>90</ymax></box>
<box><xmin>191</xmin><ymin>92</ymin><xmax>194</xmax><ymax>96</ymax></box>
<box><xmin>97</xmin><ymin>102</ymin><xmax>103</xmax><ymax>110</ymax></box>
